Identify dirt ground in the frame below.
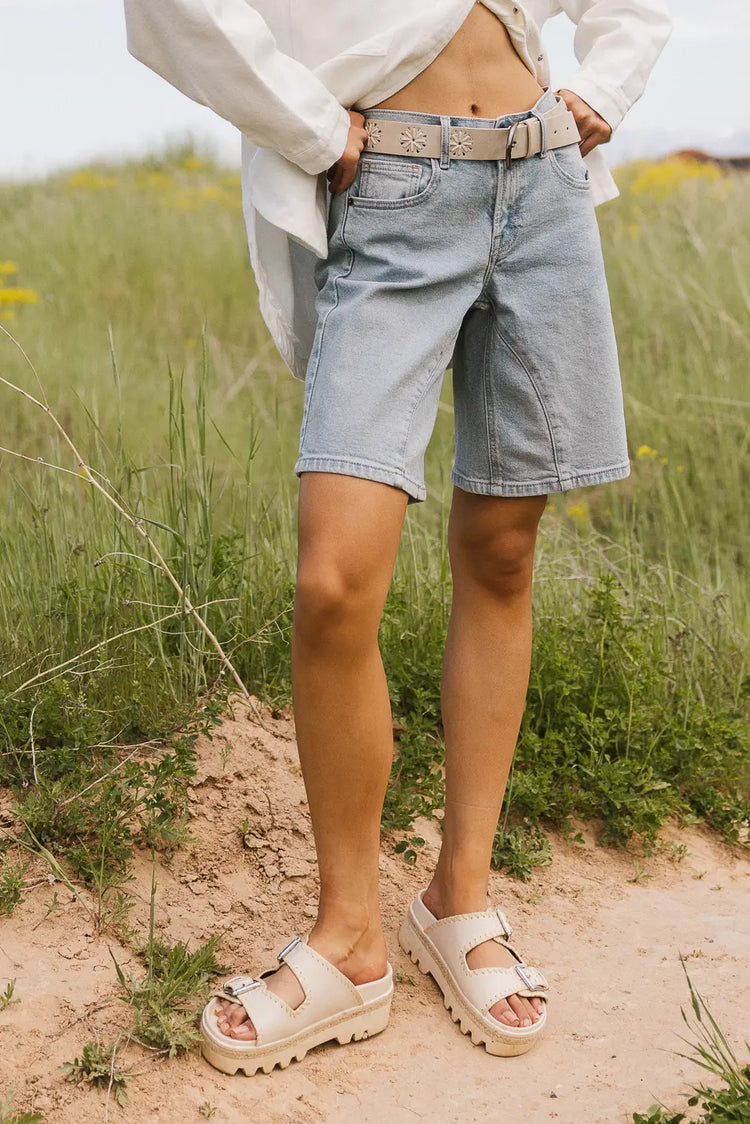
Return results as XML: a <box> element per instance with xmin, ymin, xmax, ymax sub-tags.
<box><xmin>1</xmin><ymin>698</ymin><xmax>748</xmax><ymax>1124</ymax></box>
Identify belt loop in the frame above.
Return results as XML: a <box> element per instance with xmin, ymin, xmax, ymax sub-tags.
<box><xmin>529</xmin><ymin>98</ymin><xmax>549</xmax><ymax>159</ymax></box>
<box><xmin>439</xmin><ymin>116</ymin><xmax>451</xmax><ymax>169</ymax></box>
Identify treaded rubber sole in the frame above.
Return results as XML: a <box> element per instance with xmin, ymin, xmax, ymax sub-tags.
<box><xmin>200</xmin><ymin>993</ymin><xmax>392</xmax><ymax>1076</ymax></box>
<box><xmin>398</xmin><ymin>911</ymin><xmax>546</xmax><ymax>1057</ymax></box>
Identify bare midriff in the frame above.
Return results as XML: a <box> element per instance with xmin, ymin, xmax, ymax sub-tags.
<box><xmin>369</xmin><ymin>2</ymin><xmax>544</xmax><ymax>118</ymax></box>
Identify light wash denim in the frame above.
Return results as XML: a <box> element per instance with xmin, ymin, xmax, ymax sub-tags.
<box><xmin>295</xmin><ymin>88</ymin><xmax>630</xmax><ymax>502</ymax></box>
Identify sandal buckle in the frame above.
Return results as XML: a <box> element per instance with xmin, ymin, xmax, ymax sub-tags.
<box><xmin>495</xmin><ymin>907</ymin><xmax>513</xmax><ymax>939</ymax></box>
<box><xmin>223</xmin><ymin>976</ymin><xmax>262</xmax><ymax>997</ymax></box>
<box><xmin>277</xmin><ymin>936</ymin><xmax>302</xmax><ymax>963</ymax></box>
<box><xmin>515</xmin><ymin>963</ymin><xmax>538</xmax><ymax>990</ymax></box>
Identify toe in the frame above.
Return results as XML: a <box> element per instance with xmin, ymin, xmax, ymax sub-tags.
<box><xmin>491</xmin><ymin>998</ymin><xmax>521</xmax><ymax>1026</ymax></box>
<box><xmin>507</xmin><ymin>994</ymin><xmax>533</xmax><ymax>1027</ymax></box>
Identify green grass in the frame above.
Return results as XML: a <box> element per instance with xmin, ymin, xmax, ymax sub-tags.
<box><xmin>633</xmin><ymin>964</ymin><xmax>750</xmax><ymax>1123</ymax></box>
<box><xmin>0</xmin><ymin>145</ymin><xmax>747</xmax><ymax>890</ymax></box>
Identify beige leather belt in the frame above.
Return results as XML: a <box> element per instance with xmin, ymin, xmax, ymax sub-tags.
<box><xmin>362</xmin><ymin>99</ymin><xmax>580</xmax><ymax>166</ymax></box>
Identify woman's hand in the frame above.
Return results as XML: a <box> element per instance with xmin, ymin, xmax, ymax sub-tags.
<box><xmin>327</xmin><ymin>110</ymin><xmax>367</xmax><ymax>194</ymax></box>
<box><xmin>555</xmin><ymin>89</ymin><xmax>612</xmax><ymax>158</ymax></box>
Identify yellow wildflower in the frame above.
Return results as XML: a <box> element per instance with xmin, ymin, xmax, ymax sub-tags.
<box><xmin>676</xmin><ymin>465</ymin><xmax>684</xmax><ymax>473</ymax></box>
<box><xmin>636</xmin><ymin>445</ymin><xmax>657</xmax><ymax>460</ymax></box>
<box><xmin>0</xmin><ymin>261</ymin><xmax>19</xmax><ymax>275</ymax></box>
<box><xmin>566</xmin><ymin>500</ymin><xmax>590</xmax><ymax>524</ymax></box>
<box><xmin>630</xmin><ymin>157</ymin><xmax>721</xmax><ymax>200</ymax></box>
<box><xmin>183</xmin><ymin>156</ymin><xmax>207</xmax><ymax>171</ymax></box>
<box><xmin>136</xmin><ymin>170</ymin><xmax>173</xmax><ymax>191</ymax></box>
<box><xmin>0</xmin><ymin>288</ymin><xmax>39</xmax><ymax>305</ymax></box>
<box><xmin>67</xmin><ymin>170</ymin><xmax>117</xmax><ymax>190</ymax></box>
<box><xmin>0</xmin><ymin>309</ymin><xmax>16</xmax><ymax>321</ymax></box>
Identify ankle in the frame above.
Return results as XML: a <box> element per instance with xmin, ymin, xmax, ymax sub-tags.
<box><xmin>423</xmin><ymin>875</ymin><xmax>490</xmax><ymax>920</ymax></box>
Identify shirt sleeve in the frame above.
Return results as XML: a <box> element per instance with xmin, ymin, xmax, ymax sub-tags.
<box><xmin>556</xmin><ymin>0</ymin><xmax>673</xmax><ymax>131</ymax></box>
<box><xmin>123</xmin><ymin>0</ymin><xmax>351</xmax><ymax>174</ymax></box>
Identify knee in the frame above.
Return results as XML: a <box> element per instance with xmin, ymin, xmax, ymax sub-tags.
<box><xmin>294</xmin><ymin>559</ymin><xmax>381</xmax><ymax>647</ymax></box>
<box><xmin>450</xmin><ymin>523</ymin><xmax>538</xmax><ymax>599</ymax></box>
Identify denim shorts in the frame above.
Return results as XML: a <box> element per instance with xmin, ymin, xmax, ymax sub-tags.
<box><xmin>295</xmin><ymin>88</ymin><xmax>630</xmax><ymax>502</ymax></box>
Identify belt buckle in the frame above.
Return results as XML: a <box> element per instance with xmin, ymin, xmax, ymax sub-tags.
<box><xmin>504</xmin><ymin>120</ymin><xmax>522</xmax><ymax>171</ymax></box>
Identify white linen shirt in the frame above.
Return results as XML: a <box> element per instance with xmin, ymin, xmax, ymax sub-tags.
<box><xmin>124</xmin><ymin>0</ymin><xmax>672</xmax><ymax>378</ymax></box>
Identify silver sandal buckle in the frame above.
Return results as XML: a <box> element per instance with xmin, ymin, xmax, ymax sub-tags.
<box><xmin>277</xmin><ymin>936</ymin><xmax>302</xmax><ymax>963</ymax></box>
<box><xmin>223</xmin><ymin>975</ymin><xmax>262</xmax><ymax>997</ymax></box>
<box><xmin>496</xmin><ymin>907</ymin><xmax>513</xmax><ymax>939</ymax></box>
<box><xmin>515</xmin><ymin>964</ymin><xmax>535</xmax><ymax>990</ymax></box>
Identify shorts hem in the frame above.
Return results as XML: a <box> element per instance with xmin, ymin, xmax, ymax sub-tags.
<box><xmin>295</xmin><ymin>455</ymin><xmax>426</xmax><ymax>502</ymax></box>
<box><xmin>451</xmin><ymin>461</ymin><xmax>631</xmax><ymax>497</ymax></box>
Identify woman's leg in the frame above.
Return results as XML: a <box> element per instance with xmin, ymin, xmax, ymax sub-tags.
<box><xmin>217</xmin><ymin>472</ymin><xmax>408</xmax><ymax>1040</ymax></box>
<box><xmin>423</xmin><ymin>488</ymin><xmax>547</xmax><ymax>1030</ymax></box>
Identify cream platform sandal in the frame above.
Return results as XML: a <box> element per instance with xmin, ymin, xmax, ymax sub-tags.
<box><xmin>201</xmin><ymin>936</ymin><xmax>394</xmax><ymax>1075</ymax></box>
<box><xmin>399</xmin><ymin>890</ymin><xmax>549</xmax><ymax>1056</ymax></box>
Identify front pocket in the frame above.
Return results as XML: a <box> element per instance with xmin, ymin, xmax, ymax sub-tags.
<box><xmin>349</xmin><ymin>156</ymin><xmax>438</xmax><ymax>209</ymax></box>
<box><xmin>548</xmin><ymin>142</ymin><xmax>591</xmax><ymax>189</ymax></box>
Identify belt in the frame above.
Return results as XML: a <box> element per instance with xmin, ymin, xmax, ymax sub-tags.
<box><xmin>362</xmin><ymin>98</ymin><xmax>580</xmax><ymax>167</ymax></box>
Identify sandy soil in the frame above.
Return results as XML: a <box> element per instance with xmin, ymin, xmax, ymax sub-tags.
<box><xmin>1</xmin><ymin>697</ymin><xmax>748</xmax><ymax>1124</ymax></box>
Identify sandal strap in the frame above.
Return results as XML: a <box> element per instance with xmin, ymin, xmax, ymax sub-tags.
<box><xmin>480</xmin><ymin>964</ymin><xmax>549</xmax><ymax>1013</ymax></box>
<box><xmin>424</xmin><ymin>907</ymin><xmax>516</xmax><ymax>963</ymax></box>
<box><xmin>210</xmin><ymin>936</ymin><xmax>364</xmax><ymax>1047</ymax></box>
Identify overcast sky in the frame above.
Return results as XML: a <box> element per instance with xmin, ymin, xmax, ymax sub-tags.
<box><xmin>2</xmin><ymin>0</ymin><xmax>749</xmax><ymax>180</ymax></box>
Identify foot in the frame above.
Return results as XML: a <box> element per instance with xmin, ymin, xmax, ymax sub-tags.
<box><xmin>421</xmin><ymin>884</ymin><xmax>544</xmax><ymax>1029</ymax></box>
<box><xmin>213</xmin><ymin>923</ymin><xmax>389</xmax><ymax>1041</ymax></box>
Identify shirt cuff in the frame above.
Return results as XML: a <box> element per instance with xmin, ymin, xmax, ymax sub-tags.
<box><xmin>561</xmin><ymin>74</ymin><xmax>629</xmax><ymax>134</ymax></box>
<box><xmin>291</xmin><ymin>102</ymin><xmax>352</xmax><ymax>175</ymax></box>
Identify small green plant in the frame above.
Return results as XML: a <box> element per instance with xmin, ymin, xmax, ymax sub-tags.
<box><xmin>0</xmin><ymin>979</ymin><xmax>18</xmax><ymax>1011</ymax></box>
<box><xmin>59</xmin><ymin>1041</ymin><xmax>129</xmax><ymax>1107</ymax></box>
<box><xmin>198</xmin><ymin>1105</ymin><xmax>217</xmax><ymax>1119</ymax></box>
<box><xmin>0</xmin><ymin>1090</ymin><xmax>43</xmax><ymax>1124</ymax></box>
<box><xmin>633</xmin><ymin>964</ymin><xmax>750</xmax><ymax>1123</ymax></box>
<box><xmin>110</xmin><ymin>866</ymin><xmax>224</xmax><ymax>1056</ymax></box>
<box><xmin>491</xmin><ymin>824</ymin><xmax>553</xmax><ymax>882</ymax></box>
<box><xmin>628</xmin><ymin>860</ymin><xmax>654</xmax><ymax>884</ymax></box>
<box><xmin>0</xmin><ymin>860</ymin><xmax>29</xmax><ymax>916</ymax></box>
<box><xmin>394</xmin><ymin>836</ymin><xmax>425</xmax><ymax>865</ymax></box>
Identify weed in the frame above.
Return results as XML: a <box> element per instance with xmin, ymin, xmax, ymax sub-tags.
<box><xmin>393</xmin><ymin>836</ymin><xmax>426</xmax><ymax>865</ymax></box>
<box><xmin>0</xmin><ymin>1091</ymin><xmax>43</xmax><ymax>1124</ymax></box>
<box><xmin>491</xmin><ymin>824</ymin><xmax>553</xmax><ymax>882</ymax></box>
<box><xmin>198</xmin><ymin>1105</ymin><xmax>217</xmax><ymax>1119</ymax></box>
<box><xmin>110</xmin><ymin>866</ymin><xmax>225</xmax><ymax>1056</ymax></box>
<box><xmin>628</xmin><ymin>861</ymin><xmax>654</xmax><ymax>884</ymax></box>
<box><xmin>0</xmin><ymin>861</ymin><xmax>28</xmax><ymax>916</ymax></box>
<box><xmin>632</xmin><ymin>964</ymin><xmax>750</xmax><ymax>1123</ymax></box>
<box><xmin>59</xmin><ymin>1041</ymin><xmax>129</xmax><ymax>1107</ymax></box>
<box><xmin>0</xmin><ymin>979</ymin><xmax>17</xmax><ymax>1010</ymax></box>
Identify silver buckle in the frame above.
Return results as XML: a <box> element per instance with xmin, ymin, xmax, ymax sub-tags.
<box><xmin>504</xmin><ymin>120</ymin><xmax>522</xmax><ymax>170</ymax></box>
<box><xmin>495</xmin><ymin>907</ymin><xmax>513</xmax><ymax>939</ymax></box>
<box><xmin>515</xmin><ymin>963</ymin><xmax>537</xmax><ymax>990</ymax></box>
<box><xmin>223</xmin><ymin>976</ymin><xmax>262</xmax><ymax>997</ymax></box>
<box><xmin>277</xmin><ymin>936</ymin><xmax>302</xmax><ymax>963</ymax></box>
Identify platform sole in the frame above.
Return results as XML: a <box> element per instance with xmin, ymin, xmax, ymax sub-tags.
<box><xmin>200</xmin><ymin>992</ymin><xmax>392</xmax><ymax>1076</ymax></box>
<box><xmin>398</xmin><ymin>910</ymin><xmax>546</xmax><ymax>1057</ymax></box>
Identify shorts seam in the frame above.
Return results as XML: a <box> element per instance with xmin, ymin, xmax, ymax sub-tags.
<box><xmin>399</xmin><ymin>332</ymin><xmax>460</xmax><ymax>482</ymax></box>
<box><xmin>298</xmin><ymin>209</ymin><xmax>355</xmax><ymax>449</ymax></box>
<box><xmin>490</xmin><ymin>319</ymin><xmax>564</xmax><ymax>487</ymax></box>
